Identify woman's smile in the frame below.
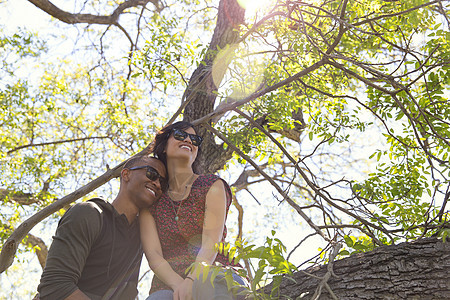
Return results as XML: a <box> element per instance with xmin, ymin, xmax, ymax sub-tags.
<box><xmin>179</xmin><ymin>143</ymin><xmax>193</xmax><ymax>152</ymax></box>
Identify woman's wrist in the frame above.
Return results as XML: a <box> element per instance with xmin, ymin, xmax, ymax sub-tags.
<box><xmin>169</xmin><ymin>277</ymin><xmax>185</xmax><ymax>290</ymax></box>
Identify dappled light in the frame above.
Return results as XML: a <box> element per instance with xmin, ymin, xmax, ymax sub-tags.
<box><xmin>1</xmin><ymin>0</ymin><xmax>450</xmax><ymax>298</ymax></box>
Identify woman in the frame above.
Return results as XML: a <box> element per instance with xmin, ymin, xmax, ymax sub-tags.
<box><xmin>140</xmin><ymin>121</ymin><xmax>245</xmax><ymax>300</ymax></box>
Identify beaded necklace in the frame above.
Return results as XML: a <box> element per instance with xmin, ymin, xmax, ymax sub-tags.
<box><xmin>168</xmin><ymin>174</ymin><xmax>195</xmax><ymax>221</ymax></box>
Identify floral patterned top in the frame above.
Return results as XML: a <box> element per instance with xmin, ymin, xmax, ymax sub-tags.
<box><xmin>148</xmin><ymin>174</ymin><xmax>237</xmax><ymax>294</ymax></box>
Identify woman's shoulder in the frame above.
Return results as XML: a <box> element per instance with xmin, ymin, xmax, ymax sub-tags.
<box><xmin>198</xmin><ymin>173</ymin><xmax>220</xmax><ymax>180</ymax></box>
<box><xmin>195</xmin><ymin>174</ymin><xmax>223</xmax><ymax>185</ymax></box>
<box><xmin>195</xmin><ymin>174</ymin><xmax>231</xmax><ymax>194</ymax></box>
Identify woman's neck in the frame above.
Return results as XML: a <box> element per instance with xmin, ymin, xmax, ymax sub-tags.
<box><xmin>167</xmin><ymin>161</ymin><xmax>195</xmax><ymax>192</ymax></box>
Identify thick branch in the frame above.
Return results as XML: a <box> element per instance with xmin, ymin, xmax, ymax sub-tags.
<box><xmin>0</xmin><ymin>146</ymin><xmax>151</xmax><ymax>274</ymax></box>
<box><xmin>1</xmin><ymin>224</ymin><xmax>49</xmax><ymax>270</ymax></box>
<box><xmin>192</xmin><ymin>59</ymin><xmax>326</xmax><ymax>126</ymax></box>
<box><xmin>0</xmin><ymin>189</ymin><xmax>39</xmax><ymax>205</ymax></box>
<box><xmin>24</xmin><ymin>234</ymin><xmax>48</xmax><ymax>270</ymax></box>
<box><xmin>27</xmin><ymin>0</ymin><xmax>161</xmax><ymax>25</ymax></box>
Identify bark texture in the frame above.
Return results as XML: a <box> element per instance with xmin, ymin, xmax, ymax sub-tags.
<box><xmin>267</xmin><ymin>238</ymin><xmax>450</xmax><ymax>299</ymax></box>
<box><xmin>184</xmin><ymin>0</ymin><xmax>245</xmax><ymax>174</ymax></box>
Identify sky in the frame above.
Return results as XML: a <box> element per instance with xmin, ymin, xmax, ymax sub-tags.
<box><xmin>0</xmin><ymin>0</ymin><xmax>392</xmax><ymax>299</ymax></box>
<box><xmin>0</xmin><ymin>1</ymin><xmax>328</xmax><ymax>298</ymax></box>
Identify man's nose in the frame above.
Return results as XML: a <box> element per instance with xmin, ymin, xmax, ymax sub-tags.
<box><xmin>153</xmin><ymin>178</ymin><xmax>161</xmax><ymax>189</ymax></box>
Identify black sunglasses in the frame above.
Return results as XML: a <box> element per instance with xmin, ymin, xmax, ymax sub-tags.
<box><xmin>172</xmin><ymin>128</ymin><xmax>203</xmax><ymax>146</ymax></box>
<box><xmin>129</xmin><ymin>165</ymin><xmax>168</xmax><ymax>192</ymax></box>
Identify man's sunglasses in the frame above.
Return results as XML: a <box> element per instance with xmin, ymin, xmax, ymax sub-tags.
<box><xmin>172</xmin><ymin>128</ymin><xmax>203</xmax><ymax>147</ymax></box>
<box><xmin>129</xmin><ymin>165</ymin><xmax>168</xmax><ymax>192</ymax></box>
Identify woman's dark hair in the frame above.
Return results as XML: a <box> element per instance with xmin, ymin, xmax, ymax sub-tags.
<box><xmin>151</xmin><ymin>121</ymin><xmax>202</xmax><ymax>173</ymax></box>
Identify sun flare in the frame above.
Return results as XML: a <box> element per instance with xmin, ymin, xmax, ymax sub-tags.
<box><xmin>237</xmin><ymin>0</ymin><xmax>274</xmax><ymax>15</ymax></box>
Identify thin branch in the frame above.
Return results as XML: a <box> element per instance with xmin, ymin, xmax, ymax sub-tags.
<box><xmin>204</xmin><ymin>123</ymin><xmax>331</xmax><ymax>243</ymax></box>
<box><xmin>232</xmin><ymin>108</ymin><xmax>391</xmax><ymax>240</ymax></box>
<box><xmin>7</xmin><ymin>136</ymin><xmax>109</xmax><ymax>155</ymax></box>
<box><xmin>311</xmin><ymin>242</ymin><xmax>341</xmax><ymax>300</ymax></box>
<box><xmin>352</xmin><ymin>0</ymin><xmax>442</xmax><ymax>27</ymax></box>
<box><xmin>192</xmin><ymin>58</ymin><xmax>326</xmax><ymax>126</ymax></box>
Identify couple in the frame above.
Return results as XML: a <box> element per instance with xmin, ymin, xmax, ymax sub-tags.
<box><xmin>37</xmin><ymin>121</ymin><xmax>245</xmax><ymax>300</ymax></box>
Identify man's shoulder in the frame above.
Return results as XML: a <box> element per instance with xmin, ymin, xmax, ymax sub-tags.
<box><xmin>55</xmin><ymin>199</ymin><xmax>109</xmax><ymax>240</ymax></box>
<box><xmin>64</xmin><ymin>198</ymin><xmax>109</xmax><ymax>222</ymax></box>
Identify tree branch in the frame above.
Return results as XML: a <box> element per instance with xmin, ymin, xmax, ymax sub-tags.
<box><xmin>191</xmin><ymin>58</ymin><xmax>327</xmax><ymax>126</ymax></box>
<box><xmin>24</xmin><ymin>233</ymin><xmax>48</xmax><ymax>270</ymax></box>
<box><xmin>0</xmin><ymin>146</ymin><xmax>152</xmax><ymax>273</ymax></box>
<box><xmin>7</xmin><ymin>136</ymin><xmax>109</xmax><ymax>155</ymax></box>
<box><xmin>27</xmin><ymin>0</ymin><xmax>162</xmax><ymax>25</ymax></box>
<box><xmin>0</xmin><ymin>189</ymin><xmax>38</xmax><ymax>205</ymax></box>
<box><xmin>204</xmin><ymin>123</ymin><xmax>332</xmax><ymax>243</ymax></box>
<box><xmin>231</xmin><ymin>108</ymin><xmax>390</xmax><ymax>242</ymax></box>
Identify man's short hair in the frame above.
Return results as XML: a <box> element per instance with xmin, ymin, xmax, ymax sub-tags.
<box><xmin>122</xmin><ymin>154</ymin><xmax>158</xmax><ymax>172</ymax></box>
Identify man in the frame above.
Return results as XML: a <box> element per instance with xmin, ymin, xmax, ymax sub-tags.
<box><xmin>37</xmin><ymin>155</ymin><xmax>167</xmax><ymax>300</ymax></box>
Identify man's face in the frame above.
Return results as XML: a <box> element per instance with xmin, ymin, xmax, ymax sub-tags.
<box><xmin>127</xmin><ymin>158</ymin><xmax>166</xmax><ymax>208</ymax></box>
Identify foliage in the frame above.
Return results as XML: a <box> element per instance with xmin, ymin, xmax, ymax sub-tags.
<box><xmin>1</xmin><ymin>0</ymin><xmax>450</xmax><ymax>298</ymax></box>
<box><xmin>216</xmin><ymin>230</ymin><xmax>298</xmax><ymax>299</ymax></box>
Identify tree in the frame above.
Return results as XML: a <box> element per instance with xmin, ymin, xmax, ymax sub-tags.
<box><xmin>264</xmin><ymin>237</ymin><xmax>450</xmax><ymax>299</ymax></box>
<box><xmin>1</xmin><ymin>0</ymin><xmax>449</xmax><ymax>298</ymax></box>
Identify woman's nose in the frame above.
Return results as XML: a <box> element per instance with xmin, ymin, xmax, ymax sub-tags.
<box><xmin>183</xmin><ymin>136</ymin><xmax>193</xmax><ymax>144</ymax></box>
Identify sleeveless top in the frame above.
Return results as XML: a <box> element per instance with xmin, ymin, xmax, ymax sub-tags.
<box><xmin>148</xmin><ymin>174</ymin><xmax>236</xmax><ymax>294</ymax></box>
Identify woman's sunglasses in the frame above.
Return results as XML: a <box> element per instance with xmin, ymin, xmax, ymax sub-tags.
<box><xmin>172</xmin><ymin>128</ymin><xmax>203</xmax><ymax>146</ymax></box>
<box><xmin>129</xmin><ymin>165</ymin><xmax>168</xmax><ymax>192</ymax></box>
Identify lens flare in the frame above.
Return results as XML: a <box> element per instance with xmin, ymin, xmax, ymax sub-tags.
<box><xmin>212</xmin><ymin>44</ymin><xmax>238</xmax><ymax>90</ymax></box>
<box><xmin>237</xmin><ymin>0</ymin><xmax>274</xmax><ymax>14</ymax></box>
<box><xmin>212</xmin><ymin>43</ymin><xmax>265</xmax><ymax>101</ymax></box>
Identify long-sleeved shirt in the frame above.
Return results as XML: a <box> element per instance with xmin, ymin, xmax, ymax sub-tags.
<box><xmin>37</xmin><ymin>198</ymin><xmax>143</xmax><ymax>300</ymax></box>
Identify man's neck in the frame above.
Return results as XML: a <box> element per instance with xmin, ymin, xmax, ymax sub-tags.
<box><xmin>112</xmin><ymin>196</ymin><xmax>138</xmax><ymax>224</ymax></box>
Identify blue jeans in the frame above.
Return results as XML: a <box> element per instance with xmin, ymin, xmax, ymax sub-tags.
<box><xmin>146</xmin><ymin>272</ymin><xmax>246</xmax><ymax>300</ymax></box>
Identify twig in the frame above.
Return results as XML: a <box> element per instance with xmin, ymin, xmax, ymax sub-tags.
<box><xmin>311</xmin><ymin>242</ymin><xmax>342</xmax><ymax>300</ymax></box>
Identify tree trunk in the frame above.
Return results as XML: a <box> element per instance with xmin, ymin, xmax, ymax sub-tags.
<box><xmin>184</xmin><ymin>0</ymin><xmax>244</xmax><ymax>174</ymax></box>
<box><xmin>267</xmin><ymin>238</ymin><xmax>450</xmax><ymax>299</ymax></box>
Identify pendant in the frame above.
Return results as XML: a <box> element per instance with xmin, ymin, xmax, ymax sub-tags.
<box><xmin>175</xmin><ymin>216</ymin><xmax>179</xmax><ymax>221</ymax></box>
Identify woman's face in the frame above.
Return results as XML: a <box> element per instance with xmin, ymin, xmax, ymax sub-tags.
<box><xmin>165</xmin><ymin>127</ymin><xmax>199</xmax><ymax>165</ymax></box>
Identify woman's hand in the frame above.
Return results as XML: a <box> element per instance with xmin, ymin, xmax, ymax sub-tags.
<box><xmin>173</xmin><ymin>278</ymin><xmax>194</xmax><ymax>300</ymax></box>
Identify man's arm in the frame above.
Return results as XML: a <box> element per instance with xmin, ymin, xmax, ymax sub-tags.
<box><xmin>37</xmin><ymin>202</ymin><xmax>103</xmax><ymax>300</ymax></box>
<box><xmin>64</xmin><ymin>289</ymin><xmax>92</xmax><ymax>300</ymax></box>
<box><xmin>35</xmin><ymin>287</ymin><xmax>91</xmax><ymax>300</ymax></box>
